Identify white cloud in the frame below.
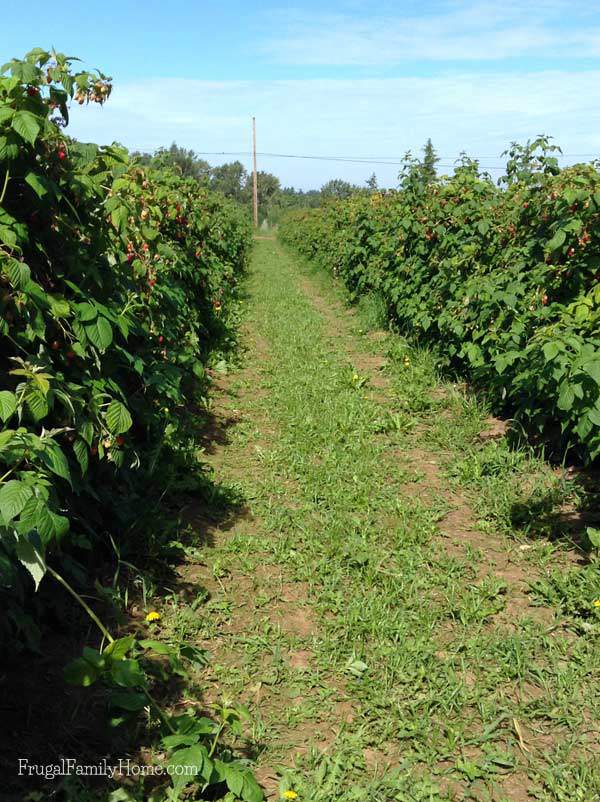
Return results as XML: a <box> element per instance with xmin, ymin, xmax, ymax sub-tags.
<box><xmin>67</xmin><ymin>70</ymin><xmax>600</xmax><ymax>189</ymax></box>
<box><xmin>262</xmin><ymin>1</ymin><xmax>600</xmax><ymax>65</ymax></box>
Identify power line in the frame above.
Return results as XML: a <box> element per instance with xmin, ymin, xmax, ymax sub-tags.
<box><xmin>191</xmin><ymin>149</ymin><xmax>597</xmax><ymax>169</ymax></box>
<box><xmin>194</xmin><ymin>151</ymin><xmax>507</xmax><ymax>168</ymax></box>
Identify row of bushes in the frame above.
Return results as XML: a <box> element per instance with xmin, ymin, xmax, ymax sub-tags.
<box><xmin>280</xmin><ymin>145</ymin><xmax>600</xmax><ymax>463</ymax></box>
<box><xmin>0</xmin><ymin>49</ymin><xmax>253</xmax><ymax>644</ymax></box>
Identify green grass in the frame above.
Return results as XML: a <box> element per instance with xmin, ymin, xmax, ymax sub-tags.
<box><xmin>161</xmin><ymin>240</ymin><xmax>599</xmax><ymax>802</ymax></box>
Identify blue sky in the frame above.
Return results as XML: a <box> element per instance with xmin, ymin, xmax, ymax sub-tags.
<box><xmin>3</xmin><ymin>1</ymin><xmax>600</xmax><ymax>188</ymax></box>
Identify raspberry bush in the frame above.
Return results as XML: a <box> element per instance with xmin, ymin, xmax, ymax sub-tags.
<box><xmin>280</xmin><ymin>146</ymin><xmax>600</xmax><ymax>462</ymax></box>
<box><xmin>0</xmin><ymin>48</ymin><xmax>252</xmax><ymax>635</ymax></box>
<box><xmin>0</xmin><ymin>47</ymin><xmax>263</xmax><ymax>802</ymax></box>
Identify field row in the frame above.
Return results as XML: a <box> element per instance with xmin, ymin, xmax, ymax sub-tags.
<box><xmin>280</xmin><ymin>147</ymin><xmax>600</xmax><ymax>465</ymax></box>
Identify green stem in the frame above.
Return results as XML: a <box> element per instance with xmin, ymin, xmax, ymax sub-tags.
<box><xmin>47</xmin><ymin>564</ymin><xmax>175</xmax><ymax>735</ymax></box>
<box><xmin>47</xmin><ymin>564</ymin><xmax>114</xmax><ymax>644</ymax></box>
<box><xmin>208</xmin><ymin>721</ymin><xmax>226</xmax><ymax>758</ymax></box>
<box><xmin>0</xmin><ymin>170</ymin><xmax>10</xmax><ymax>205</ymax></box>
<box><xmin>0</xmin><ymin>459</ymin><xmax>24</xmax><ymax>485</ymax></box>
<box><xmin>142</xmin><ymin>688</ymin><xmax>176</xmax><ymax>734</ymax></box>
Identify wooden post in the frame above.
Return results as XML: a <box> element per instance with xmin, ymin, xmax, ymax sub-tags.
<box><xmin>252</xmin><ymin>116</ymin><xmax>258</xmax><ymax>228</ymax></box>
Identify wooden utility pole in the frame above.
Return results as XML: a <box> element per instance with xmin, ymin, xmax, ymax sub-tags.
<box><xmin>252</xmin><ymin>116</ymin><xmax>258</xmax><ymax>228</ymax></box>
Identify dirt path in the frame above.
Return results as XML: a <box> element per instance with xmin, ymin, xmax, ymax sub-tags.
<box><xmin>180</xmin><ymin>240</ymin><xmax>599</xmax><ymax>801</ymax></box>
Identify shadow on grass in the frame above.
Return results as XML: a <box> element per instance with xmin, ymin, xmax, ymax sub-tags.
<box><xmin>0</xmin><ymin>431</ymin><xmax>252</xmax><ymax>800</ymax></box>
<box><xmin>507</xmin><ymin>463</ymin><xmax>600</xmax><ymax>552</ymax></box>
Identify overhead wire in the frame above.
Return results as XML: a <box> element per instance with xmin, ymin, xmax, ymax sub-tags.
<box><xmin>188</xmin><ymin>149</ymin><xmax>597</xmax><ymax>170</ymax></box>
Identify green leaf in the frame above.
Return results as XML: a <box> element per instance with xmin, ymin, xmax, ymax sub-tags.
<box><xmin>64</xmin><ymin>656</ymin><xmax>101</xmax><ymax>687</ymax></box>
<box><xmin>39</xmin><ymin>441</ymin><xmax>71</xmax><ymax>484</ymax></box>
<box><xmin>108</xmin><ymin>690</ymin><xmax>148</xmax><ymax>711</ymax></box>
<box><xmin>104</xmin><ymin>635</ymin><xmax>135</xmax><ymax>661</ymax></box>
<box><xmin>0</xmin><ymin>480</ymin><xmax>33</xmax><ymax>523</ymax></box>
<box><xmin>169</xmin><ymin>745</ymin><xmax>213</xmax><ymax>794</ymax></box>
<box><xmin>557</xmin><ymin>382</ymin><xmax>575</xmax><ymax>411</ymax></box>
<box><xmin>588</xmin><ymin>406</ymin><xmax>600</xmax><ymax>427</ymax></box>
<box><xmin>50</xmin><ymin>511</ymin><xmax>69</xmax><ymax>541</ymax></box>
<box><xmin>5</xmin><ymin>259</ymin><xmax>31</xmax><ymax>289</ymax></box>
<box><xmin>0</xmin><ymin>390</ymin><xmax>17</xmax><ymax>422</ymax></box>
<box><xmin>75</xmin><ymin>302</ymin><xmax>98</xmax><ymax>322</ymax></box>
<box><xmin>48</xmin><ymin>295</ymin><xmax>70</xmax><ymax>317</ymax></box>
<box><xmin>18</xmin><ymin>496</ymin><xmax>55</xmax><ymax>543</ymax></box>
<box><xmin>79</xmin><ymin>421</ymin><xmax>94</xmax><ymax>446</ymax></box>
<box><xmin>0</xmin><ymin>224</ymin><xmax>17</xmax><ymax>248</ymax></box>
<box><xmin>241</xmin><ymin>773</ymin><xmax>264</xmax><ymax>802</ymax></box>
<box><xmin>583</xmin><ymin>360</ymin><xmax>600</xmax><ymax>386</ymax></box>
<box><xmin>84</xmin><ymin>316</ymin><xmax>113</xmax><ymax>351</ymax></box>
<box><xmin>542</xmin><ymin>342</ymin><xmax>560</xmax><ymax>362</ymax></box>
<box><xmin>110</xmin><ymin>205</ymin><xmax>128</xmax><ymax>233</ymax></box>
<box><xmin>345</xmin><ymin>657</ymin><xmax>368</xmax><ymax>676</ymax></box>
<box><xmin>110</xmin><ymin>658</ymin><xmax>146</xmax><ymax>688</ymax></box>
<box><xmin>215</xmin><ymin>762</ymin><xmax>264</xmax><ymax>802</ymax></box>
<box><xmin>586</xmin><ymin>527</ymin><xmax>600</xmax><ymax>549</ymax></box>
<box><xmin>142</xmin><ymin>225</ymin><xmax>159</xmax><ymax>241</ymax></box>
<box><xmin>0</xmin><ymin>133</ymin><xmax>20</xmax><ymax>161</ymax></box>
<box><xmin>11</xmin><ymin>110</ymin><xmax>41</xmax><ymax>145</ymax></box>
<box><xmin>105</xmin><ymin>400</ymin><xmax>132</xmax><ymax>434</ymax></box>
<box><xmin>139</xmin><ymin>639</ymin><xmax>176</xmax><ymax>656</ymax></box>
<box><xmin>15</xmin><ymin>536</ymin><xmax>46</xmax><ymax>591</ymax></box>
<box><xmin>82</xmin><ymin>647</ymin><xmax>107</xmax><ymax>670</ymax></box>
<box><xmin>546</xmin><ymin>228</ymin><xmax>567</xmax><ymax>252</ymax></box>
<box><xmin>0</xmin><ymin>106</ymin><xmax>15</xmax><ymax>124</ymax></box>
<box><xmin>25</xmin><ymin>171</ymin><xmax>53</xmax><ymax>199</ymax></box>
<box><xmin>25</xmin><ymin>387</ymin><xmax>49</xmax><ymax>422</ymax></box>
<box><xmin>73</xmin><ymin>438</ymin><xmax>89</xmax><ymax>475</ymax></box>
<box><xmin>219</xmin><ymin>762</ymin><xmax>243</xmax><ymax>796</ymax></box>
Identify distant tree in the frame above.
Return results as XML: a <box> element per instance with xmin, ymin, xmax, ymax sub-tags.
<box><xmin>278</xmin><ymin>186</ymin><xmax>322</xmax><ymax>207</ymax></box>
<box><xmin>398</xmin><ymin>141</ymin><xmax>440</xmax><ymax>191</ymax></box>
<box><xmin>366</xmin><ymin>173</ymin><xmax>378</xmax><ymax>190</ymax></box>
<box><xmin>320</xmin><ymin>178</ymin><xmax>358</xmax><ymax>200</ymax></box>
<box><xmin>210</xmin><ymin>160</ymin><xmax>248</xmax><ymax>200</ymax></box>
<box><xmin>243</xmin><ymin>170</ymin><xmax>281</xmax><ymax>208</ymax></box>
<box><xmin>152</xmin><ymin>142</ymin><xmax>211</xmax><ymax>182</ymax></box>
<box><xmin>259</xmin><ymin>185</ymin><xmax>324</xmax><ymax>226</ymax></box>
<box><xmin>131</xmin><ymin>150</ymin><xmax>153</xmax><ymax>166</ymax></box>
<box><xmin>421</xmin><ymin>138</ymin><xmax>439</xmax><ymax>184</ymax></box>
<box><xmin>131</xmin><ymin>143</ymin><xmax>211</xmax><ymax>183</ymax></box>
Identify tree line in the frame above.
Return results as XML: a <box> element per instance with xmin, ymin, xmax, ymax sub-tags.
<box><xmin>133</xmin><ymin>139</ymin><xmax>442</xmax><ymax>224</ymax></box>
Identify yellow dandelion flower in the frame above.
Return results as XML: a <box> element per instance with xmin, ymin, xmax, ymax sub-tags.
<box><xmin>352</xmin><ymin>373</ymin><xmax>359</xmax><ymax>382</ymax></box>
<box><xmin>593</xmin><ymin>599</ymin><xmax>600</xmax><ymax>609</ymax></box>
<box><xmin>282</xmin><ymin>792</ymin><xmax>298</xmax><ymax>800</ymax></box>
<box><xmin>146</xmin><ymin>611</ymin><xmax>161</xmax><ymax>622</ymax></box>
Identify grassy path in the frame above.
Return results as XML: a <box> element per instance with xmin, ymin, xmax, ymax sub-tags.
<box><xmin>180</xmin><ymin>240</ymin><xmax>599</xmax><ymax>801</ymax></box>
